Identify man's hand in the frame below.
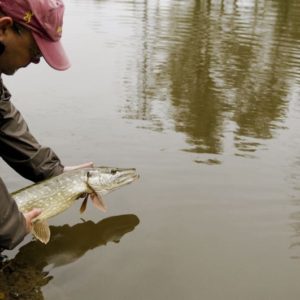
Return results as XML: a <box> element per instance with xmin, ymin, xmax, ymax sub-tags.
<box><xmin>23</xmin><ymin>208</ymin><xmax>42</xmax><ymax>233</ymax></box>
<box><xmin>63</xmin><ymin>162</ymin><xmax>94</xmax><ymax>172</ymax></box>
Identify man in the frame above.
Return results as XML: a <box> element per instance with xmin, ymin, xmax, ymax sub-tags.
<box><xmin>0</xmin><ymin>0</ymin><xmax>91</xmax><ymax>250</ymax></box>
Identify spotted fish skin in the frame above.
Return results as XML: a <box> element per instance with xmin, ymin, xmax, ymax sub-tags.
<box><xmin>14</xmin><ymin>170</ymin><xmax>86</xmax><ymax>221</ymax></box>
<box><xmin>11</xmin><ymin>167</ymin><xmax>139</xmax><ymax>243</ymax></box>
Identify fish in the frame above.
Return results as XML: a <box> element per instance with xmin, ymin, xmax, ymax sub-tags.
<box><xmin>12</xmin><ymin>167</ymin><xmax>139</xmax><ymax>244</ymax></box>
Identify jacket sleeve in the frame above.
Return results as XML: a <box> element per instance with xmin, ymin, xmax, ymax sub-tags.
<box><xmin>0</xmin><ymin>80</ymin><xmax>64</xmax><ymax>250</ymax></box>
<box><xmin>0</xmin><ymin>177</ymin><xmax>27</xmax><ymax>250</ymax></box>
<box><xmin>0</xmin><ymin>84</ymin><xmax>64</xmax><ymax>182</ymax></box>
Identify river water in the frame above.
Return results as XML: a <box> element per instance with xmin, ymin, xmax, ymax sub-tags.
<box><xmin>1</xmin><ymin>0</ymin><xmax>300</xmax><ymax>299</ymax></box>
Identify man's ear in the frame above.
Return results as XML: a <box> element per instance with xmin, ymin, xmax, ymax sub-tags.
<box><xmin>0</xmin><ymin>16</ymin><xmax>13</xmax><ymax>35</ymax></box>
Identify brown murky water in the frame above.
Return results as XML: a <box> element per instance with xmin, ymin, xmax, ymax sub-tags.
<box><xmin>1</xmin><ymin>0</ymin><xmax>300</xmax><ymax>299</ymax></box>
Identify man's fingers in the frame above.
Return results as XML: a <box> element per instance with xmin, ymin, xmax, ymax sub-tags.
<box><xmin>63</xmin><ymin>162</ymin><xmax>94</xmax><ymax>172</ymax></box>
<box><xmin>24</xmin><ymin>208</ymin><xmax>42</xmax><ymax>232</ymax></box>
<box><xmin>26</xmin><ymin>208</ymin><xmax>42</xmax><ymax>219</ymax></box>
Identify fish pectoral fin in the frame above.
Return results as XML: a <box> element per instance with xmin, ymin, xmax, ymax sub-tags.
<box><xmin>80</xmin><ymin>194</ymin><xmax>89</xmax><ymax>213</ymax></box>
<box><xmin>32</xmin><ymin>220</ymin><xmax>51</xmax><ymax>244</ymax></box>
<box><xmin>86</xmin><ymin>182</ymin><xmax>107</xmax><ymax>213</ymax></box>
<box><xmin>90</xmin><ymin>192</ymin><xmax>107</xmax><ymax>212</ymax></box>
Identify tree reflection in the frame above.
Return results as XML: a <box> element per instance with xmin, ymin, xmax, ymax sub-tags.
<box><xmin>123</xmin><ymin>0</ymin><xmax>300</xmax><ymax>156</ymax></box>
<box><xmin>167</xmin><ymin>0</ymin><xmax>296</xmax><ymax>154</ymax></box>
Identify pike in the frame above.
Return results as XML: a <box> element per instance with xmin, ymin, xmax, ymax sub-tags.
<box><xmin>12</xmin><ymin>167</ymin><xmax>139</xmax><ymax>244</ymax></box>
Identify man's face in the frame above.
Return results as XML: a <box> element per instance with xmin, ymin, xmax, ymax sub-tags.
<box><xmin>0</xmin><ymin>17</ymin><xmax>42</xmax><ymax>75</ymax></box>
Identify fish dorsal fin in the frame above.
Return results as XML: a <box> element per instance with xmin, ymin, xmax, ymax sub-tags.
<box><xmin>90</xmin><ymin>192</ymin><xmax>107</xmax><ymax>212</ymax></box>
<box><xmin>80</xmin><ymin>194</ymin><xmax>89</xmax><ymax>213</ymax></box>
<box><xmin>32</xmin><ymin>220</ymin><xmax>51</xmax><ymax>244</ymax></box>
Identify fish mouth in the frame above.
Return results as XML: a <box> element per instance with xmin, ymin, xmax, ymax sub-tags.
<box><xmin>117</xmin><ymin>170</ymin><xmax>139</xmax><ymax>186</ymax></box>
<box><xmin>89</xmin><ymin>167</ymin><xmax>139</xmax><ymax>194</ymax></box>
<box><xmin>107</xmin><ymin>169</ymin><xmax>139</xmax><ymax>192</ymax></box>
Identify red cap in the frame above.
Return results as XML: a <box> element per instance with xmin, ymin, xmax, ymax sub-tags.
<box><xmin>0</xmin><ymin>0</ymin><xmax>70</xmax><ymax>70</ymax></box>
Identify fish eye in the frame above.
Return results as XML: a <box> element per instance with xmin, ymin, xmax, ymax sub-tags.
<box><xmin>111</xmin><ymin>169</ymin><xmax>117</xmax><ymax>175</ymax></box>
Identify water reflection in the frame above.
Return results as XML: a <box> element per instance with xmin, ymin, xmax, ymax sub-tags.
<box><xmin>119</xmin><ymin>0</ymin><xmax>300</xmax><ymax>157</ymax></box>
<box><xmin>289</xmin><ymin>153</ymin><xmax>300</xmax><ymax>259</ymax></box>
<box><xmin>0</xmin><ymin>215</ymin><xmax>139</xmax><ymax>300</ymax></box>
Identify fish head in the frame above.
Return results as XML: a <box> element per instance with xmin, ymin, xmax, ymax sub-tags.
<box><xmin>86</xmin><ymin>167</ymin><xmax>139</xmax><ymax>195</ymax></box>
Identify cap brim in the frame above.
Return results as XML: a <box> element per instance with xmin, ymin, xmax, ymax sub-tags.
<box><xmin>32</xmin><ymin>32</ymin><xmax>71</xmax><ymax>71</ymax></box>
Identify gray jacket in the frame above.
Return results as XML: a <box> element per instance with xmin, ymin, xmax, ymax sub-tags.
<box><xmin>0</xmin><ymin>77</ymin><xmax>63</xmax><ymax>250</ymax></box>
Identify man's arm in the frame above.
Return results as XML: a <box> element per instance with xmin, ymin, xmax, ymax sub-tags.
<box><xmin>0</xmin><ymin>81</ymin><xmax>62</xmax><ymax>250</ymax></box>
<box><xmin>0</xmin><ymin>177</ymin><xmax>27</xmax><ymax>250</ymax></box>
<box><xmin>0</xmin><ymin>84</ymin><xmax>64</xmax><ymax>182</ymax></box>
